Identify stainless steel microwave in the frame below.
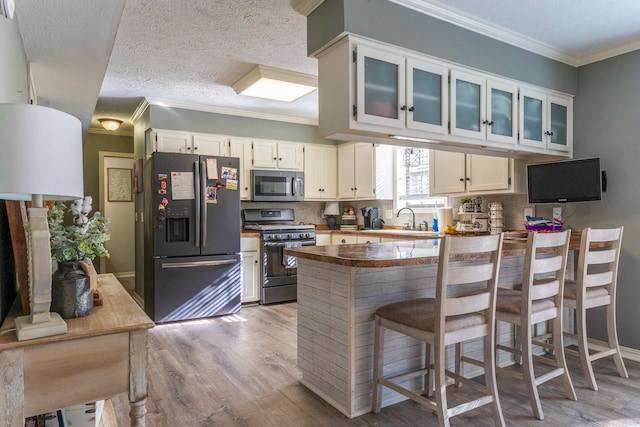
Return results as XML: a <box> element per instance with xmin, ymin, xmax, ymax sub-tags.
<box><xmin>251</xmin><ymin>170</ymin><xmax>304</xmax><ymax>202</ymax></box>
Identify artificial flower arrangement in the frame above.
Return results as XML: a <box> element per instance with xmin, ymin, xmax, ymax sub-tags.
<box><xmin>48</xmin><ymin>196</ymin><xmax>111</xmax><ymax>262</ymax></box>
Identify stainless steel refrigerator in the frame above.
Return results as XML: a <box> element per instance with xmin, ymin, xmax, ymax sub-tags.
<box><xmin>144</xmin><ymin>152</ymin><xmax>241</xmax><ymax>322</ymax></box>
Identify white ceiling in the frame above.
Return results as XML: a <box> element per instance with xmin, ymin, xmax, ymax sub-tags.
<box><xmin>12</xmin><ymin>0</ymin><xmax>640</xmax><ymax>136</ymax></box>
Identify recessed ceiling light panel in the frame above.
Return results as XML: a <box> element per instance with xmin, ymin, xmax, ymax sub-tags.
<box><xmin>232</xmin><ymin>65</ymin><xmax>317</xmax><ymax>102</ymax></box>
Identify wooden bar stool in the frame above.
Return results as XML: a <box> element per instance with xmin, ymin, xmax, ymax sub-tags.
<box><xmin>563</xmin><ymin>227</ymin><xmax>628</xmax><ymax>390</ymax></box>
<box><xmin>495</xmin><ymin>230</ymin><xmax>576</xmax><ymax>421</ymax></box>
<box><xmin>372</xmin><ymin>234</ymin><xmax>505</xmax><ymax>427</ymax></box>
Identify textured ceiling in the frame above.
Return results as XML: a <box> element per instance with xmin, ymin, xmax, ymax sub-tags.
<box><xmin>12</xmin><ymin>0</ymin><xmax>640</xmax><ymax>136</ymax></box>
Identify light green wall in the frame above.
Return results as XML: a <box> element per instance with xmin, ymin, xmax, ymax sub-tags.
<box><xmin>309</xmin><ymin>0</ymin><xmax>577</xmax><ymax>95</ymax></box>
<box><xmin>570</xmin><ymin>50</ymin><xmax>640</xmax><ymax>349</ymax></box>
<box><xmin>148</xmin><ymin>106</ymin><xmax>332</xmax><ymax>145</ymax></box>
<box><xmin>83</xmin><ymin>133</ymin><xmax>134</xmax><ymax>204</ymax></box>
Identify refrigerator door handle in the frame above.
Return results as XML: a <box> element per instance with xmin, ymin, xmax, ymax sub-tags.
<box><xmin>161</xmin><ymin>259</ymin><xmax>237</xmax><ymax>269</ymax></box>
<box><xmin>200</xmin><ymin>160</ymin><xmax>208</xmax><ymax>248</ymax></box>
<box><xmin>194</xmin><ymin>161</ymin><xmax>201</xmax><ymax>248</ymax></box>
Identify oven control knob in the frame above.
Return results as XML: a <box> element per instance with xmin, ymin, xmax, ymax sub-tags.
<box><xmin>276</xmin><ymin>234</ymin><xmax>282</xmax><ymax>240</ymax></box>
<box><xmin>287</xmin><ymin>234</ymin><xmax>293</xmax><ymax>239</ymax></box>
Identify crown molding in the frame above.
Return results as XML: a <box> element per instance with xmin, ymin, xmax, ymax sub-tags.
<box><xmin>131</xmin><ymin>98</ymin><xmax>150</xmax><ymax>124</ymax></box>
<box><xmin>143</xmin><ymin>97</ymin><xmax>319</xmax><ymax>126</ymax></box>
<box><xmin>294</xmin><ymin>0</ymin><xmax>324</xmax><ymax>16</ymax></box>
<box><xmin>389</xmin><ymin>0</ymin><xmax>580</xmax><ymax>66</ymax></box>
<box><xmin>578</xmin><ymin>39</ymin><xmax>640</xmax><ymax>66</ymax></box>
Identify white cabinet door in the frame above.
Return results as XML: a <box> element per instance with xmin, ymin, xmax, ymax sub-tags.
<box><xmin>354</xmin><ymin>143</ymin><xmax>375</xmax><ymax>199</ymax></box>
<box><xmin>229</xmin><ymin>137</ymin><xmax>253</xmax><ymax>200</ymax></box>
<box><xmin>153</xmin><ymin>130</ymin><xmax>193</xmax><ymax>153</ymax></box>
<box><xmin>355</xmin><ymin>44</ymin><xmax>406</xmax><ymax>129</ymax></box>
<box><xmin>465</xmin><ymin>154</ymin><xmax>509</xmax><ymax>193</ymax></box>
<box><xmin>486</xmin><ymin>78</ymin><xmax>518</xmax><ymax>144</ymax></box>
<box><xmin>519</xmin><ymin>87</ymin><xmax>547</xmax><ymax>149</ymax></box>
<box><xmin>337</xmin><ymin>144</ymin><xmax>356</xmax><ymax>199</ymax></box>
<box><xmin>193</xmin><ymin>133</ymin><xmax>229</xmax><ymax>156</ymax></box>
<box><xmin>430</xmin><ymin>150</ymin><xmax>466</xmax><ymax>195</ymax></box>
<box><xmin>240</xmin><ymin>237</ymin><xmax>260</xmax><ymax>303</ymax></box>
<box><xmin>252</xmin><ymin>139</ymin><xmax>278</xmax><ymax>169</ymax></box>
<box><xmin>276</xmin><ymin>142</ymin><xmax>303</xmax><ymax>170</ymax></box>
<box><xmin>406</xmin><ymin>57</ymin><xmax>449</xmax><ymax>134</ymax></box>
<box><xmin>450</xmin><ymin>69</ymin><xmax>486</xmax><ymax>140</ymax></box>
<box><xmin>304</xmin><ymin>144</ymin><xmax>337</xmax><ymax>200</ymax></box>
<box><xmin>547</xmin><ymin>94</ymin><xmax>572</xmax><ymax>153</ymax></box>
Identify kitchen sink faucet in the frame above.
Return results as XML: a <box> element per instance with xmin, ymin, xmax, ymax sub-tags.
<box><xmin>396</xmin><ymin>207</ymin><xmax>416</xmax><ymax>230</ymax></box>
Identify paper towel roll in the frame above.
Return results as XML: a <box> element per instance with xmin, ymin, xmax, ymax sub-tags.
<box><xmin>436</xmin><ymin>207</ymin><xmax>454</xmax><ymax>230</ymax></box>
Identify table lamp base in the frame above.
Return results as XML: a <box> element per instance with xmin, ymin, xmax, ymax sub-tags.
<box><xmin>15</xmin><ymin>312</ymin><xmax>67</xmax><ymax>341</ymax></box>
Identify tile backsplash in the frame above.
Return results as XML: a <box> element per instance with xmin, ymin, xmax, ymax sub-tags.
<box><xmin>242</xmin><ymin>194</ymin><xmax>534</xmax><ymax>230</ymax></box>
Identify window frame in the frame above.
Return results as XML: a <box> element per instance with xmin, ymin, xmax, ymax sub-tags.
<box><xmin>393</xmin><ymin>146</ymin><xmax>447</xmax><ymax>214</ymax></box>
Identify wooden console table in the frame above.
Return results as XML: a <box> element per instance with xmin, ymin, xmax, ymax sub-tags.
<box><xmin>0</xmin><ymin>274</ymin><xmax>154</xmax><ymax>427</ymax></box>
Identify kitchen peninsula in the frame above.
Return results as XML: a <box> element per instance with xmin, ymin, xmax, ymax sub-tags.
<box><xmin>286</xmin><ymin>238</ymin><xmax>532</xmax><ymax>418</ymax></box>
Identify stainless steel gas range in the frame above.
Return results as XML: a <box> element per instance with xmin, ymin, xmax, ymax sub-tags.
<box><xmin>242</xmin><ymin>208</ymin><xmax>316</xmax><ymax>304</ymax></box>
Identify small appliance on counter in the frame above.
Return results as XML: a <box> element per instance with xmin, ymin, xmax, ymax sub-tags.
<box><xmin>361</xmin><ymin>206</ymin><xmax>379</xmax><ymax>230</ymax></box>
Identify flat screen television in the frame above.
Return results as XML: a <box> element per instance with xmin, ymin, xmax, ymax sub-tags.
<box><xmin>527</xmin><ymin>158</ymin><xmax>603</xmax><ymax>203</ymax></box>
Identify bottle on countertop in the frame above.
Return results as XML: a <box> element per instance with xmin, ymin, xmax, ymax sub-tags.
<box><xmin>431</xmin><ymin>216</ymin><xmax>438</xmax><ymax>232</ymax></box>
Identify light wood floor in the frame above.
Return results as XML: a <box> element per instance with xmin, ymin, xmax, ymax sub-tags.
<box><xmin>112</xmin><ymin>302</ymin><xmax>640</xmax><ymax>426</ymax></box>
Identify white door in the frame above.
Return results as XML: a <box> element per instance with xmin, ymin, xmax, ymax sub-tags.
<box><xmin>100</xmin><ymin>152</ymin><xmax>135</xmax><ymax>277</ymax></box>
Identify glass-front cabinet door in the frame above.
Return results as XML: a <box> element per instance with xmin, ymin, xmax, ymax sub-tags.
<box><xmin>486</xmin><ymin>79</ymin><xmax>518</xmax><ymax>144</ymax></box>
<box><xmin>355</xmin><ymin>45</ymin><xmax>405</xmax><ymax>129</ymax></box>
<box><xmin>547</xmin><ymin>95</ymin><xmax>571</xmax><ymax>152</ymax></box>
<box><xmin>450</xmin><ymin>69</ymin><xmax>486</xmax><ymax>139</ymax></box>
<box><xmin>519</xmin><ymin>88</ymin><xmax>546</xmax><ymax>148</ymax></box>
<box><xmin>405</xmin><ymin>58</ymin><xmax>448</xmax><ymax>134</ymax></box>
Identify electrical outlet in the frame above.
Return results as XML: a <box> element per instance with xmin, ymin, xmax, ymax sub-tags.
<box><xmin>524</xmin><ymin>207</ymin><xmax>534</xmax><ymax>221</ymax></box>
<box><xmin>553</xmin><ymin>207</ymin><xmax>562</xmax><ymax>221</ymax></box>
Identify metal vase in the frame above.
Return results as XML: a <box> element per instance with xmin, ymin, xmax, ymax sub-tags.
<box><xmin>51</xmin><ymin>260</ymin><xmax>93</xmax><ymax>319</ymax></box>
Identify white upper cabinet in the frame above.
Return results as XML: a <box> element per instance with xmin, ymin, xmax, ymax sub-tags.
<box><xmin>229</xmin><ymin>137</ymin><xmax>252</xmax><ymax>200</ymax></box>
<box><xmin>430</xmin><ymin>150</ymin><xmax>525</xmax><ymax>196</ymax></box>
<box><xmin>192</xmin><ymin>133</ymin><xmax>229</xmax><ymax>156</ymax></box>
<box><xmin>304</xmin><ymin>144</ymin><xmax>337</xmax><ymax>200</ymax></box>
<box><xmin>450</xmin><ymin>69</ymin><xmax>517</xmax><ymax>145</ymax></box>
<box><xmin>519</xmin><ymin>88</ymin><xmax>572</xmax><ymax>153</ymax></box>
<box><xmin>316</xmin><ymin>35</ymin><xmax>572</xmax><ymax>158</ymax></box>
<box><xmin>252</xmin><ymin>139</ymin><xmax>303</xmax><ymax>170</ymax></box>
<box><xmin>149</xmin><ymin>129</ymin><xmax>192</xmax><ymax>154</ymax></box>
<box><xmin>337</xmin><ymin>142</ymin><xmax>393</xmax><ymax>200</ymax></box>
<box><xmin>354</xmin><ymin>44</ymin><xmax>448</xmax><ymax>134</ymax></box>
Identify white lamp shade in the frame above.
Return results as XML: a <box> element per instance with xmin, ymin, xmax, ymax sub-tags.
<box><xmin>324</xmin><ymin>201</ymin><xmax>340</xmax><ymax>216</ymax></box>
<box><xmin>0</xmin><ymin>103</ymin><xmax>83</xmax><ymax>201</ymax></box>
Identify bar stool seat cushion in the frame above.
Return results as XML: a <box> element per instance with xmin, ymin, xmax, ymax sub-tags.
<box><xmin>375</xmin><ymin>298</ymin><xmax>485</xmax><ymax>332</ymax></box>
<box><xmin>563</xmin><ymin>281</ymin><xmax>609</xmax><ymax>300</ymax></box>
<box><xmin>495</xmin><ymin>288</ymin><xmax>555</xmax><ymax>314</ymax></box>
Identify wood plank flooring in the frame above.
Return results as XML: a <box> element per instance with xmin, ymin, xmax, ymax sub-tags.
<box><xmin>112</xmin><ymin>303</ymin><xmax>640</xmax><ymax>426</ymax></box>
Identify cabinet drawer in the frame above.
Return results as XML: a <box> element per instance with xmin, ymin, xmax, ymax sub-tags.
<box><xmin>241</xmin><ymin>237</ymin><xmax>259</xmax><ymax>252</ymax></box>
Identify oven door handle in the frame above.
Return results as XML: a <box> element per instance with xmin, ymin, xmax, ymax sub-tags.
<box><xmin>161</xmin><ymin>260</ymin><xmax>237</xmax><ymax>269</ymax></box>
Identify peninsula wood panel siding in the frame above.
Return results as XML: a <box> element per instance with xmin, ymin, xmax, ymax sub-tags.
<box><xmin>297</xmin><ymin>255</ymin><xmax>527</xmax><ymax>417</ymax></box>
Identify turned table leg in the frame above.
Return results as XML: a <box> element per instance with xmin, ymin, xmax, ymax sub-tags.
<box><xmin>129</xmin><ymin>330</ymin><xmax>149</xmax><ymax>427</ymax></box>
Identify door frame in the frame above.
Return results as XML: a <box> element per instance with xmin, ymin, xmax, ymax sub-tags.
<box><xmin>98</xmin><ymin>151</ymin><xmax>134</xmax><ymax>274</ymax></box>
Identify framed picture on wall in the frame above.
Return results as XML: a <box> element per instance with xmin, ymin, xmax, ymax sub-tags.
<box><xmin>108</xmin><ymin>168</ymin><xmax>133</xmax><ymax>202</ymax></box>
<box><xmin>132</xmin><ymin>158</ymin><xmax>143</xmax><ymax>193</ymax></box>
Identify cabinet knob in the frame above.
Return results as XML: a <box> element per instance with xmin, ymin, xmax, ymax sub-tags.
<box><xmin>341</xmin><ymin>239</ymin><xmax>346</xmax><ymax>244</ymax></box>
<box><xmin>279</xmin><ymin>157</ymin><xmax>282</xmax><ymax>161</ymax></box>
<box><xmin>459</xmin><ymin>178</ymin><xmax>464</xmax><ymax>182</ymax></box>
<box><xmin>409</xmin><ymin>106</ymin><xmax>415</xmax><ymax>112</ymax></box>
<box><xmin>400</xmin><ymin>105</ymin><xmax>407</xmax><ymax>111</ymax></box>
<box><xmin>273</xmin><ymin>157</ymin><xmax>277</xmax><ymax>160</ymax></box>
<box><xmin>465</xmin><ymin>177</ymin><xmax>470</xmax><ymax>181</ymax></box>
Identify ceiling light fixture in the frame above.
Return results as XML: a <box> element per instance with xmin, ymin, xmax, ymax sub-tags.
<box><xmin>98</xmin><ymin>118</ymin><xmax>123</xmax><ymax>131</ymax></box>
<box><xmin>232</xmin><ymin>65</ymin><xmax>317</xmax><ymax>102</ymax></box>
